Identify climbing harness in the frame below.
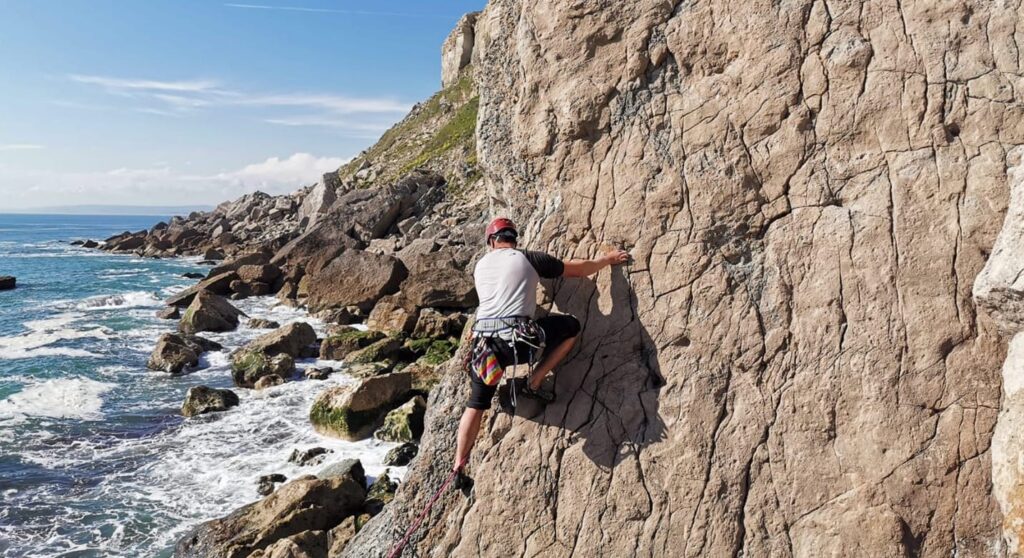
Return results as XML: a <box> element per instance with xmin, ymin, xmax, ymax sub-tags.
<box><xmin>386</xmin><ymin>458</ymin><xmax>467</xmax><ymax>558</ymax></box>
<box><xmin>468</xmin><ymin>316</ymin><xmax>545</xmax><ymax>410</ymax></box>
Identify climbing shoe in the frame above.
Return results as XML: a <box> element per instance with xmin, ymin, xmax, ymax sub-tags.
<box><xmin>513</xmin><ymin>377</ymin><xmax>555</xmax><ymax>404</ymax></box>
<box><xmin>453</xmin><ymin>471</ymin><xmax>474</xmax><ymax>497</ymax></box>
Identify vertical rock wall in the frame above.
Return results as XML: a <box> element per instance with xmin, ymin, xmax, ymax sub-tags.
<box><xmin>347</xmin><ymin>1</ymin><xmax>1024</xmax><ymax>556</ymax></box>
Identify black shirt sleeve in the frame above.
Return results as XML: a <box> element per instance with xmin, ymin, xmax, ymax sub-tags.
<box><xmin>522</xmin><ymin>250</ymin><xmax>564</xmax><ymax>279</ymax></box>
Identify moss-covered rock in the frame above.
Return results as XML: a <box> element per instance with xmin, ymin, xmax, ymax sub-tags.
<box><xmin>406</xmin><ymin>337</ymin><xmax>458</xmax><ymax>366</ymax></box>
<box><xmin>319</xmin><ymin>328</ymin><xmax>384</xmax><ymax>360</ymax></box>
<box><xmin>346</xmin><ymin>336</ymin><xmax>404</xmax><ymax>365</ymax></box>
<box><xmin>346</xmin><ymin>361</ymin><xmax>395</xmax><ymax>379</ymax></box>
<box><xmin>231</xmin><ymin>350</ymin><xmax>295</xmax><ymax>388</ymax></box>
<box><xmin>364</xmin><ymin>471</ymin><xmax>398</xmax><ymax>516</ymax></box>
<box><xmin>309</xmin><ymin>372</ymin><xmax>412</xmax><ymax>441</ymax></box>
<box><xmin>181</xmin><ymin>386</ymin><xmax>239</xmax><ymax>417</ymax></box>
<box><xmin>375</xmin><ymin>396</ymin><xmax>426</xmax><ymax>443</ymax></box>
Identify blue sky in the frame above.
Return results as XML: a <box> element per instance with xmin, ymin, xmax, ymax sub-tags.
<box><xmin>0</xmin><ymin>0</ymin><xmax>484</xmax><ymax>210</ymax></box>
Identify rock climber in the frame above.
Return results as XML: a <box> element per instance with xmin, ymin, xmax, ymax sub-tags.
<box><xmin>453</xmin><ymin>217</ymin><xmax>630</xmax><ymax>482</ymax></box>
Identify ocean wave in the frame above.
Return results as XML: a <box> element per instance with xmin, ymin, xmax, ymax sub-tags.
<box><xmin>0</xmin><ymin>377</ymin><xmax>115</xmax><ymax>421</ymax></box>
<box><xmin>0</xmin><ymin>315</ymin><xmax>110</xmax><ymax>360</ymax></box>
<box><xmin>74</xmin><ymin>291</ymin><xmax>162</xmax><ymax>310</ymax></box>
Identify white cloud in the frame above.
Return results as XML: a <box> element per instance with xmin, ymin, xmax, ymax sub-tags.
<box><xmin>65</xmin><ymin>73</ymin><xmax>410</xmax><ymax>131</ymax></box>
<box><xmin>236</xmin><ymin>92</ymin><xmax>411</xmax><ymax>114</ymax></box>
<box><xmin>0</xmin><ymin>144</ymin><xmax>44</xmax><ymax>151</ymax></box>
<box><xmin>264</xmin><ymin>115</ymin><xmax>390</xmax><ymax>133</ymax></box>
<box><xmin>67</xmin><ymin>74</ymin><xmax>220</xmax><ymax>93</ymax></box>
<box><xmin>0</xmin><ymin>153</ymin><xmax>347</xmax><ymax>209</ymax></box>
<box><xmin>211</xmin><ymin>152</ymin><xmax>347</xmax><ymax>189</ymax></box>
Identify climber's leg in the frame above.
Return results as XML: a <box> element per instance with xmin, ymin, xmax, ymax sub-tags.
<box><xmin>454</xmin><ymin>407</ymin><xmax>484</xmax><ymax>471</ymax></box>
<box><xmin>528</xmin><ymin>315</ymin><xmax>581</xmax><ymax>390</ymax></box>
<box><xmin>455</xmin><ymin>365</ymin><xmax>498</xmax><ymax>470</ymax></box>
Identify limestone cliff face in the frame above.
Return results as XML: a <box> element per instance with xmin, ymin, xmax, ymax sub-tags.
<box><xmin>346</xmin><ymin>1</ymin><xmax>1024</xmax><ymax>556</ymax></box>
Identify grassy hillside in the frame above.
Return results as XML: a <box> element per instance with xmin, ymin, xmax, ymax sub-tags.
<box><xmin>333</xmin><ymin>70</ymin><xmax>479</xmax><ymax>196</ymax></box>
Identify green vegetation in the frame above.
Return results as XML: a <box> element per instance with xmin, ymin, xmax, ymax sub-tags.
<box><xmin>309</xmin><ymin>399</ymin><xmax>379</xmax><ymax>439</ymax></box>
<box><xmin>347</xmin><ymin>336</ymin><xmax>402</xmax><ymax>364</ymax></box>
<box><xmin>336</xmin><ymin>70</ymin><xmax>480</xmax><ymax>193</ymax></box>
<box><xmin>408</xmin><ymin>337</ymin><xmax>458</xmax><ymax>366</ymax></box>
<box><xmin>231</xmin><ymin>350</ymin><xmax>267</xmax><ymax>385</ymax></box>
<box><xmin>400</xmin><ymin>96</ymin><xmax>479</xmax><ymax>176</ymax></box>
<box><xmin>327</xmin><ymin>329</ymin><xmax>384</xmax><ymax>347</ymax></box>
<box><xmin>366</xmin><ymin>471</ymin><xmax>398</xmax><ymax>505</ymax></box>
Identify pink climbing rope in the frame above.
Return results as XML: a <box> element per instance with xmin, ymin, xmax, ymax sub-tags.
<box><xmin>386</xmin><ymin>459</ymin><xmax>465</xmax><ymax>558</ymax></box>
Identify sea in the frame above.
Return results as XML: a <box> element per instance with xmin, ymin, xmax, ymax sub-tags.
<box><xmin>0</xmin><ymin>214</ymin><xmax>401</xmax><ymax>557</ymax></box>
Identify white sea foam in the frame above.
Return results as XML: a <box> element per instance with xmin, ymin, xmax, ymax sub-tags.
<box><xmin>0</xmin><ymin>377</ymin><xmax>115</xmax><ymax>421</ymax></box>
<box><xmin>1</xmin><ymin>292</ymin><xmax>407</xmax><ymax>556</ymax></box>
<box><xmin>75</xmin><ymin>291</ymin><xmax>162</xmax><ymax>310</ymax></box>
<box><xmin>0</xmin><ymin>313</ymin><xmax>110</xmax><ymax>360</ymax></box>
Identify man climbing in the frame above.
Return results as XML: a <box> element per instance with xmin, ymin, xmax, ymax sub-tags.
<box><xmin>453</xmin><ymin>217</ymin><xmax>630</xmax><ymax>478</ymax></box>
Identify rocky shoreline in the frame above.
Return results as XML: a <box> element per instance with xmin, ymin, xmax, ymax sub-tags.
<box><xmin>74</xmin><ymin>108</ymin><xmax>486</xmax><ymax>554</ymax></box>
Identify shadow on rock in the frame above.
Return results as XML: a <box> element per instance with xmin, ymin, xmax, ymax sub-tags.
<box><xmin>504</xmin><ymin>264</ymin><xmax>666</xmax><ymax>469</ymax></box>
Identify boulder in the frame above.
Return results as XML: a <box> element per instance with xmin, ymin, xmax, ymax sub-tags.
<box><xmin>374</xmin><ymin>396</ymin><xmax>426</xmax><ymax>443</ymax></box>
<box><xmin>366</xmin><ymin>295</ymin><xmax>418</xmax><ymax>334</ymax></box>
<box><xmin>297</xmin><ymin>181</ymin><xmax>337</xmax><ymax>231</ymax></box>
<box><xmin>345</xmin><ymin>336</ymin><xmax>404</xmax><ymax>365</ymax></box>
<box><xmin>243</xmin><ymin>322</ymin><xmax>317</xmax><ymax>358</ymax></box>
<box><xmin>304</xmin><ymin>367</ymin><xmax>333</xmax><ymax>381</ymax></box>
<box><xmin>181</xmin><ymin>386</ymin><xmax>240</xmax><ymax>417</ymax></box>
<box><xmin>248</xmin><ymin>318</ymin><xmax>280</xmax><ymax>329</ymax></box>
<box><xmin>156</xmin><ymin>306</ymin><xmax>181</xmax><ymax>320</ymax></box>
<box><xmin>304</xmin><ymin>251</ymin><xmax>407</xmax><ymax>313</ymax></box>
<box><xmin>405</xmin><ymin>337</ymin><xmax>457</xmax><ymax>367</ymax></box>
<box><xmin>237</xmin><ymin>264</ymin><xmax>281</xmax><ymax>285</ymax></box>
<box><xmin>182</xmin><ymin>272</ymin><xmax>205</xmax><ymax>279</ymax></box>
<box><xmin>0</xmin><ymin>276</ymin><xmax>15</xmax><ymax>291</ymax></box>
<box><xmin>313</xmin><ymin>306</ymin><xmax>363</xmax><ymax>326</ymax></box>
<box><xmin>166</xmin><ymin>271</ymin><xmax>238</xmax><ymax>307</ymax></box>
<box><xmin>208</xmin><ymin>251</ymin><xmax>271</xmax><ymax>278</ymax></box>
<box><xmin>174</xmin><ymin>476</ymin><xmax>365</xmax><ymax>558</ymax></box>
<box><xmin>345</xmin><ymin>362</ymin><xmax>395</xmax><ymax>379</ymax></box>
<box><xmin>271</xmin><ymin>226</ymin><xmax>358</xmax><ymax>274</ymax></box>
<box><xmin>250</xmin><ymin>530</ymin><xmax>328</xmax><ymax>558</ymax></box>
<box><xmin>254</xmin><ymin>374</ymin><xmax>285</xmax><ymax>390</ymax></box>
<box><xmin>309</xmin><ymin>372</ymin><xmax>412</xmax><ymax>440</ymax></box>
<box><xmin>232</xmin><ymin>352</ymin><xmax>295</xmax><ymax>388</ymax></box>
<box><xmin>383</xmin><ymin>443</ymin><xmax>418</xmax><ymax>467</ymax></box>
<box><xmin>229</xmin><ymin>280</ymin><xmax>271</xmax><ymax>298</ymax></box>
<box><xmin>257</xmin><ymin>473</ymin><xmax>287</xmax><ymax>497</ymax></box>
<box><xmin>202</xmin><ymin>248</ymin><xmax>225</xmax><ymax>260</ymax></box>
<box><xmin>398</xmin><ymin>249</ymin><xmax>477</xmax><ymax>309</ymax></box>
<box><xmin>179</xmin><ymin>291</ymin><xmax>245</xmax><ymax>334</ymax></box>
<box><xmin>317</xmin><ymin>459</ymin><xmax>365</xmax><ymax>488</ymax></box>
<box><xmin>411</xmin><ymin>308</ymin><xmax>466</xmax><ymax>339</ymax></box>
<box><xmin>289</xmin><ymin>447</ymin><xmax>331</xmax><ymax>467</ymax></box>
<box><xmin>363</xmin><ymin>471</ymin><xmax>397</xmax><ymax>516</ymax></box>
<box><xmin>147</xmin><ymin>333</ymin><xmax>200</xmax><ymax>373</ymax></box>
<box><xmin>183</xmin><ymin>334</ymin><xmax>223</xmax><ymax>353</ymax></box>
<box><xmin>82</xmin><ymin>240</ymin><xmax>99</xmax><ymax>249</ymax></box>
<box><xmin>403</xmin><ymin>362</ymin><xmax>443</xmax><ymax>393</ymax></box>
<box><xmin>318</xmin><ymin>329</ymin><xmax>384</xmax><ymax>360</ymax></box>
<box><xmin>327</xmin><ymin>516</ymin><xmax>359</xmax><ymax>557</ymax></box>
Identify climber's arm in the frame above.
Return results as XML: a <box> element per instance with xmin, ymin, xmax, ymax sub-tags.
<box><xmin>562</xmin><ymin>250</ymin><xmax>630</xmax><ymax>278</ymax></box>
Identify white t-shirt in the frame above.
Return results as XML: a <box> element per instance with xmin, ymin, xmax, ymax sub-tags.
<box><xmin>473</xmin><ymin>248</ymin><xmax>564</xmax><ymax>331</ymax></box>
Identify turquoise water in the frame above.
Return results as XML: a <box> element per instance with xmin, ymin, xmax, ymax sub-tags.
<box><xmin>0</xmin><ymin>215</ymin><xmax>399</xmax><ymax>557</ymax></box>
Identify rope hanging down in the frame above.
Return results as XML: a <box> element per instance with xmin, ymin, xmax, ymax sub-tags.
<box><xmin>386</xmin><ymin>459</ymin><xmax>465</xmax><ymax>558</ymax></box>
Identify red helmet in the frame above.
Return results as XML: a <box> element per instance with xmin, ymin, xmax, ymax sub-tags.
<box><xmin>485</xmin><ymin>217</ymin><xmax>517</xmax><ymax>242</ymax></box>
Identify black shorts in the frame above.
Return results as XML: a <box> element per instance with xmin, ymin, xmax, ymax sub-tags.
<box><xmin>466</xmin><ymin>314</ymin><xmax>581</xmax><ymax>410</ymax></box>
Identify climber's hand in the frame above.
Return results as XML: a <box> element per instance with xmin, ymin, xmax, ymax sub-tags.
<box><xmin>603</xmin><ymin>249</ymin><xmax>631</xmax><ymax>266</ymax></box>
